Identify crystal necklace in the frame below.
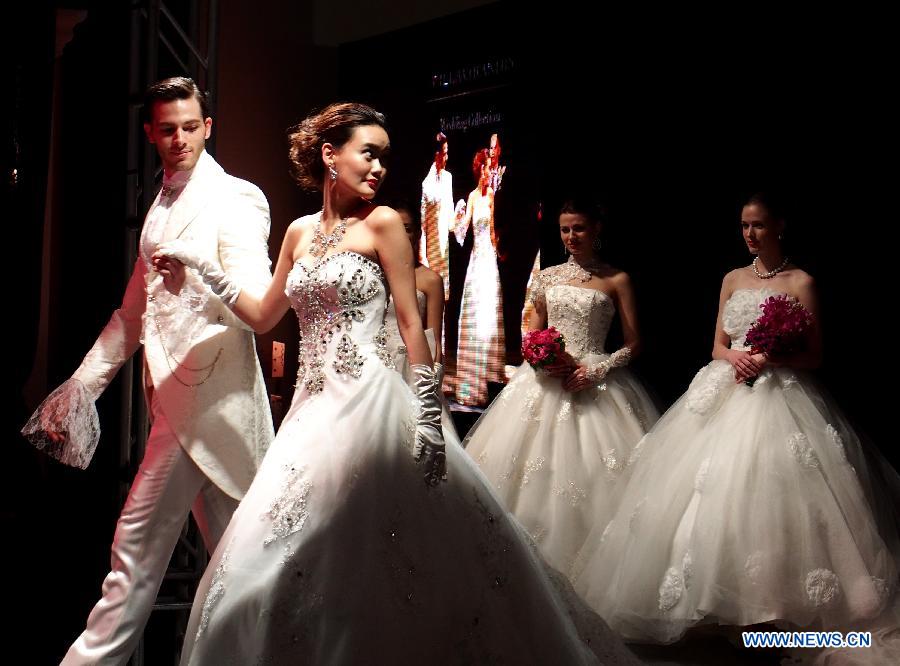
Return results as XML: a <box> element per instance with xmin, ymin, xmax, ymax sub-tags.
<box><xmin>308</xmin><ymin>211</ymin><xmax>348</xmax><ymax>258</ymax></box>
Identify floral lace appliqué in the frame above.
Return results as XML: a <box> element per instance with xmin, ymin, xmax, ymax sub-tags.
<box><xmin>787</xmin><ymin>432</ymin><xmax>820</xmax><ymax>469</ymax></box>
<box><xmin>261</xmin><ymin>464</ymin><xmax>313</xmax><ymax>546</ymax></box>
<box><xmin>806</xmin><ymin>568</ymin><xmax>841</xmax><ymax>607</ymax></box>
<box><xmin>196</xmin><ymin>537</ymin><xmax>235</xmax><ymax>638</ymax></box>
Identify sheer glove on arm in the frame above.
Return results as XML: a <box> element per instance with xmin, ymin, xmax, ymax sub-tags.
<box><xmin>584</xmin><ymin>346</ymin><xmax>632</xmax><ymax>384</ymax></box>
<box><xmin>409</xmin><ymin>363</ymin><xmax>447</xmax><ymax>486</ymax></box>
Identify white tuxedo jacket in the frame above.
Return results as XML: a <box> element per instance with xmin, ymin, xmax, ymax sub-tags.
<box><xmin>73</xmin><ymin>151</ymin><xmax>275</xmax><ymax>499</ymax></box>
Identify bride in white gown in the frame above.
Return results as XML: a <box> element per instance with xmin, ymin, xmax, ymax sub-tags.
<box><xmin>157</xmin><ymin>103</ymin><xmax>637</xmax><ymax>666</ymax></box>
<box><xmin>464</xmin><ymin>200</ymin><xmax>658</xmax><ymax>578</ymax></box>
<box><xmin>572</xmin><ymin>193</ymin><xmax>900</xmax><ymax>646</ymax></box>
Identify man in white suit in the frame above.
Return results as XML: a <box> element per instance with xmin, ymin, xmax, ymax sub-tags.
<box><xmin>420</xmin><ymin>131</ymin><xmax>454</xmax><ymax>299</ymax></box>
<box><xmin>44</xmin><ymin>77</ymin><xmax>274</xmax><ymax>664</ymax></box>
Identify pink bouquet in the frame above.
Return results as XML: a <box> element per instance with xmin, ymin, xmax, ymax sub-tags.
<box><xmin>743</xmin><ymin>294</ymin><xmax>814</xmax><ymax>385</ymax></box>
<box><xmin>522</xmin><ymin>327</ymin><xmax>565</xmax><ymax>369</ymax></box>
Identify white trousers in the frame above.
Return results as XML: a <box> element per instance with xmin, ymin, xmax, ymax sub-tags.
<box><xmin>61</xmin><ymin>400</ymin><xmax>238</xmax><ymax>665</ymax></box>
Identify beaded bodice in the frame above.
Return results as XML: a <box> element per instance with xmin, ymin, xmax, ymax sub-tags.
<box><xmin>285</xmin><ymin>251</ymin><xmax>393</xmax><ymax>394</ymax></box>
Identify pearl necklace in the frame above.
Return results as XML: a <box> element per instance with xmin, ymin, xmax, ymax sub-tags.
<box><xmin>752</xmin><ymin>255</ymin><xmax>789</xmax><ymax>279</ymax></box>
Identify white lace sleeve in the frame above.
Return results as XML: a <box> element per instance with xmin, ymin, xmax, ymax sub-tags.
<box><xmin>530</xmin><ymin>263</ymin><xmax>573</xmax><ymax>311</ymax></box>
<box><xmin>21</xmin><ymin>378</ymin><xmax>100</xmax><ymax>469</ymax></box>
<box><xmin>530</xmin><ymin>271</ymin><xmax>547</xmax><ymax>310</ymax></box>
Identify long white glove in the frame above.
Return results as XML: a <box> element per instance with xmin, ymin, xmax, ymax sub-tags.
<box><xmin>409</xmin><ymin>363</ymin><xmax>447</xmax><ymax>486</ymax></box>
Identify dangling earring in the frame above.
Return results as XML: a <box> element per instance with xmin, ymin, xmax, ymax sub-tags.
<box><xmin>593</xmin><ymin>236</ymin><xmax>602</xmax><ymax>251</ymax></box>
<box><xmin>328</xmin><ymin>165</ymin><xmax>338</xmax><ymax>181</ymax></box>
